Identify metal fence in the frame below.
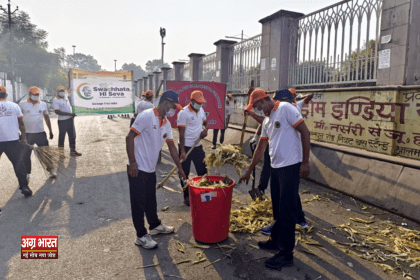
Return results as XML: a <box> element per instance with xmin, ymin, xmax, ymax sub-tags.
<box><xmin>227</xmin><ymin>34</ymin><xmax>261</xmax><ymax>92</ymax></box>
<box><xmin>288</xmin><ymin>0</ymin><xmax>383</xmax><ymax>87</ymax></box>
<box><xmin>200</xmin><ymin>52</ymin><xmax>217</xmax><ymax>81</ymax></box>
<box><xmin>182</xmin><ymin>62</ymin><xmax>191</xmax><ymax>81</ymax></box>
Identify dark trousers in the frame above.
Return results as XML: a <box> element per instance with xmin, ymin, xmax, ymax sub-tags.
<box><xmin>270</xmin><ymin>162</ymin><xmax>301</xmax><ymax>260</ymax></box>
<box><xmin>127</xmin><ymin>167</ymin><xmax>161</xmax><ymax>237</ymax></box>
<box><xmin>24</xmin><ymin>132</ymin><xmax>49</xmax><ymax>174</ymax></box>
<box><xmin>58</xmin><ymin>118</ymin><xmax>76</xmax><ymax>148</ymax></box>
<box><xmin>258</xmin><ymin>143</ymin><xmax>271</xmax><ymax>191</ymax></box>
<box><xmin>261</xmin><ymin>144</ymin><xmax>305</xmax><ymax>223</ymax></box>
<box><xmin>130</xmin><ymin>117</ymin><xmax>135</xmax><ymax>127</ymax></box>
<box><xmin>179</xmin><ymin>145</ymin><xmax>207</xmax><ymax>199</ymax></box>
<box><xmin>0</xmin><ymin>140</ymin><xmax>28</xmax><ymax>187</ymax></box>
<box><xmin>212</xmin><ymin>129</ymin><xmax>225</xmax><ymax>145</ymax></box>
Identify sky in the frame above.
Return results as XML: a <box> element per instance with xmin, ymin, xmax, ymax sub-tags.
<box><xmin>7</xmin><ymin>0</ymin><xmax>339</xmax><ymax>71</ymax></box>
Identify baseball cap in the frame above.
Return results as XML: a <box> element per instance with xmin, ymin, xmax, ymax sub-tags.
<box><xmin>0</xmin><ymin>86</ymin><xmax>6</xmax><ymax>93</ymax></box>
<box><xmin>160</xmin><ymin>90</ymin><xmax>183</xmax><ymax>110</ymax></box>
<box><xmin>57</xmin><ymin>86</ymin><xmax>66</xmax><ymax>92</ymax></box>
<box><xmin>273</xmin><ymin>89</ymin><xmax>294</xmax><ymax>102</ymax></box>
<box><xmin>142</xmin><ymin>90</ymin><xmax>153</xmax><ymax>97</ymax></box>
<box><xmin>244</xmin><ymin>89</ymin><xmax>269</xmax><ymax>111</ymax></box>
<box><xmin>29</xmin><ymin>86</ymin><xmax>41</xmax><ymax>95</ymax></box>
<box><xmin>191</xmin><ymin>90</ymin><xmax>206</xmax><ymax>103</ymax></box>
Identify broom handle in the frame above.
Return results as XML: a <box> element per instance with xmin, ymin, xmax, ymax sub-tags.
<box><xmin>156</xmin><ymin>137</ymin><xmax>201</xmax><ymax>189</ymax></box>
<box><xmin>239</xmin><ymin>80</ymin><xmax>255</xmax><ymax>151</ymax></box>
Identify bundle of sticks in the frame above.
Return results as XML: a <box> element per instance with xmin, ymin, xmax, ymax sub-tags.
<box><xmin>29</xmin><ymin>145</ymin><xmax>72</xmax><ymax>178</ymax></box>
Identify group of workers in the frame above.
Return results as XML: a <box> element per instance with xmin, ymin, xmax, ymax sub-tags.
<box><xmin>0</xmin><ymin>85</ymin><xmax>81</xmax><ymax>215</ymax></box>
<box><xmin>126</xmin><ymin>89</ymin><xmax>233</xmax><ymax>248</ymax></box>
<box><xmin>1</xmin><ymin>81</ymin><xmax>311</xmax><ymax>271</ymax></box>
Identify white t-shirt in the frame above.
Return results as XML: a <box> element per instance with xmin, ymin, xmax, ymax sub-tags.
<box><xmin>177</xmin><ymin>104</ymin><xmax>207</xmax><ymax>147</ymax></box>
<box><xmin>130</xmin><ymin>107</ymin><xmax>174</xmax><ymax>173</ymax></box>
<box><xmin>137</xmin><ymin>100</ymin><xmax>154</xmax><ymax>115</ymax></box>
<box><xmin>19</xmin><ymin>99</ymin><xmax>48</xmax><ymax>133</ymax></box>
<box><xmin>296</xmin><ymin>100</ymin><xmax>305</xmax><ymax>113</ymax></box>
<box><xmin>261</xmin><ymin>101</ymin><xmax>304</xmax><ymax>169</ymax></box>
<box><xmin>0</xmin><ymin>100</ymin><xmax>23</xmax><ymax>142</ymax></box>
<box><xmin>53</xmin><ymin>97</ymin><xmax>72</xmax><ymax>121</ymax></box>
<box><xmin>134</xmin><ymin>97</ymin><xmax>141</xmax><ymax>114</ymax></box>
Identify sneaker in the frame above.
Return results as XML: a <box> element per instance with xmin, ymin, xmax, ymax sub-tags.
<box><xmin>299</xmin><ymin>220</ymin><xmax>308</xmax><ymax>229</ymax></box>
<box><xmin>211</xmin><ymin>144</ymin><xmax>216</xmax><ymax>150</ymax></box>
<box><xmin>21</xmin><ymin>186</ymin><xmax>33</xmax><ymax>197</ymax></box>
<box><xmin>261</xmin><ymin>223</ymin><xmax>274</xmax><ymax>236</ymax></box>
<box><xmin>265</xmin><ymin>253</ymin><xmax>293</xmax><ymax>270</ymax></box>
<box><xmin>134</xmin><ymin>234</ymin><xmax>158</xmax><ymax>249</ymax></box>
<box><xmin>184</xmin><ymin>197</ymin><xmax>190</xmax><ymax>206</ymax></box>
<box><xmin>49</xmin><ymin>169</ymin><xmax>57</xmax><ymax>178</ymax></box>
<box><xmin>70</xmin><ymin>150</ymin><xmax>82</xmax><ymax>157</ymax></box>
<box><xmin>258</xmin><ymin>238</ymin><xmax>279</xmax><ymax>250</ymax></box>
<box><xmin>149</xmin><ymin>224</ymin><xmax>175</xmax><ymax>235</ymax></box>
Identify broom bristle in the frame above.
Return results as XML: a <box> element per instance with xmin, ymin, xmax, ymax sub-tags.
<box><xmin>32</xmin><ymin>146</ymin><xmax>75</xmax><ymax>178</ymax></box>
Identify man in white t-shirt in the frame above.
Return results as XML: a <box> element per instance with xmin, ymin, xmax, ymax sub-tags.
<box><xmin>177</xmin><ymin>90</ymin><xmax>209</xmax><ymax>206</ymax></box>
<box><xmin>0</xmin><ymin>86</ymin><xmax>32</xmax><ymax>197</ymax></box>
<box><xmin>126</xmin><ymin>90</ymin><xmax>186</xmax><ymax>250</ymax></box>
<box><xmin>288</xmin><ymin>88</ymin><xmax>313</xmax><ymax>112</ymax></box>
<box><xmin>53</xmin><ymin>86</ymin><xmax>81</xmax><ymax>156</ymax></box>
<box><xmin>20</xmin><ymin>86</ymin><xmax>57</xmax><ymax>179</ymax></box>
<box><xmin>212</xmin><ymin>94</ymin><xmax>232</xmax><ymax>149</ymax></box>
<box><xmin>239</xmin><ymin>88</ymin><xmax>311</xmax><ymax>270</ymax></box>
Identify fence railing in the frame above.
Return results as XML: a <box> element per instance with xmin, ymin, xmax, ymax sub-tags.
<box><xmin>200</xmin><ymin>52</ymin><xmax>217</xmax><ymax>81</ymax></box>
<box><xmin>288</xmin><ymin>0</ymin><xmax>383</xmax><ymax>87</ymax></box>
<box><xmin>182</xmin><ymin>62</ymin><xmax>191</xmax><ymax>81</ymax></box>
<box><xmin>227</xmin><ymin>34</ymin><xmax>261</xmax><ymax>92</ymax></box>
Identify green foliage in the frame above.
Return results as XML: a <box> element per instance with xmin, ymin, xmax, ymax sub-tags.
<box><xmin>121</xmin><ymin>63</ymin><xmax>146</xmax><ymax>80</ymax></box>
<box><xmin>66</xmin><ymin>53</ymin><xmax>102</xmax><ymax>72</ymax></box>
<box><xmin>145</xmin><ymin>59</ymin><xmax>170</xmax><ymax>74</ymax></box>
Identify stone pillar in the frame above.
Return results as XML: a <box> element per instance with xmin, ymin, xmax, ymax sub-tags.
<box><xmin>161</xmin><ymin>67</ymin><xmax>171</xmax><ymax>90</ymax></box>
<box><xmin>214</xmin><ymin>40</ymin><xmax>236</xmax><ymax>84</ymax></box>
<box><xmin>153</xmin><ymin>71</ymin><xmax>161</xmax><ymax>93</ymax></box>
<box><xmin>133</xmin><ymin>81</ymin><xmax>137</xmax><ymax>97</ymax></box>
<box><xmin>143</xmin><ymin>76</ymin><xmax>148</xmax><ymax>92</ymax></box>
<box><xmin>188</xmin><ymin>53</ymin><xmax>205</xmax><ymax>81</ymax></box>
<box><xmin>137</xmin><ymin>79</ymin><xmax>141</xmax><ymax>96</ymax></box>
<box><xmin>172</xmin><ymin>62</ymin><xmax>185</xmax><ymax>81</ymax></box>
<box><xmin>148</xmin><ymin>74</ymin><xmax>154</xmax><ymax>90</ymax></box>
<box><xmin>258</xmin><ymin>10</ymin><xmax>304</xmax><ymax>91</ymax></box>
<box><xmin>377</xmin><ymin>0</ymin><xmax>420</xmax><ymax>85</ymax></box>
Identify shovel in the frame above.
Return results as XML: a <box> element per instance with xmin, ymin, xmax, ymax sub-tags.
<box><xmin>248</xmin><ymin>140</ymin><xmax>263</xmax><ymax>201</ymax></box>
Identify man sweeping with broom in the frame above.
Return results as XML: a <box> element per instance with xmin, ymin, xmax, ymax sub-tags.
<box><xmin>0</xmin><ymin>86</ymin><xmax>32</xmax><ymax>198</ymax></box>
<box><xmin>126</xmin><ymin>90</ymin><xmax>186</xmax><ymax>249</ymax></box>
<box><xmin>239</xmin><ymin>88</ymin><xmax>311</xmax><ymax>270</ymax></box>
<box><xmin>20</xmin><ymin>86</ymin><xmax>57</xmax><ymax>179</ymax></box>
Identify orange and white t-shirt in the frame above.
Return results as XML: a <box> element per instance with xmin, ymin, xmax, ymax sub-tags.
<box><xmin>177</xmin><ymin>104</ymin><xmax>206</xmax><ymax>147</ymax></box>
<box><xmin>261</xmin><ymin>101</ymin><xmax>304</xmax><ymax>169</ymax></box>
<box><xmin>130</xmin><ymin>107</ymin><xmax>173</xmax><ymax>173</ymax></box>
<box><xmin>19</xmin><ymin>99</ymin><xmax>48</xmax><ymax>133</ymax></box>
<box><xmin>0</xmin><ymin>100</ymin><xmax>23</xmax><ymax>142</ymax></box>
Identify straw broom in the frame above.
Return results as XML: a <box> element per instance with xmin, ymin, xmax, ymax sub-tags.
<box><xmin>29</xmin><ymin>145</ymin><xmax>73</xmax><ymax>178</ymax></box>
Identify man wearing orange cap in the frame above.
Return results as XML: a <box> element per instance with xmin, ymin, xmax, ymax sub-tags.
<box><xmin>0</xmin><ymin>86</ymin><xmax>32</xmax><ymax>197</ymax></box>
<box><xmin>212</xmin><ymin>94</ymin><xmax>232</xmax><ymax>149</ymax></box>
<box><xmin>19</xmin><ymin>86</ymin><xmax>57</xmax><ymax>179</ymax></box>
<box><xmin>53</xmin><ymin>86</ymin><xmax>81</xmax><ymax>156</ymax></box>
<box><xmin>177</xmin><ymin>90</ymin><xmax>209</xmax><ymax>206</ymax></box>
<box><xmin>239</xmin><ymin>88</ymin><xmax>311</xmax><ymax>270</ymax></box>
<box><xmin>130</xmin><ymin>90</ymin><xmax>154</xmax><ymax>127</ymax></box>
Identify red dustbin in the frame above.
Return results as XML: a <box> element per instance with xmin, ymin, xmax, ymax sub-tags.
<box><xmin>188</xmin><ymin>175</ymin><xmax>236</xmax><ymax>243</ymax></box>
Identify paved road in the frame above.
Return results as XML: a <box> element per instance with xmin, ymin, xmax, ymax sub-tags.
<box><xmin>1</xmin><ymin>115</ymin><xmax>419</xmax><ymax>280</ymax></box>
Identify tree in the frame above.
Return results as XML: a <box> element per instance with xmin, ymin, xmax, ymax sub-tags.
<box><xmin>121</xmin><ymin>63</ymin><xmax>146</xmax><ymax>80</ymax></box>
<box><xmin>66</xmin><ymin>53</ymin><xmax>102</xmax><ymax>71</ymax></box>
<box><xmin>145</xmin><ymin>59</ymin><xmax>169</xmax><ymax>74</ymax></box>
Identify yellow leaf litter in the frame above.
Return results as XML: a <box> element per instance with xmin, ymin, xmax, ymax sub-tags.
<box><xmin>204</xmin><ymin>144</ymin><xmax>249</xmax><ymax>177</ymax></box>
<box><xmin>188</xmin><ymin>175</ymin><xmax>232</xmax><ymax>189</ymax></box>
